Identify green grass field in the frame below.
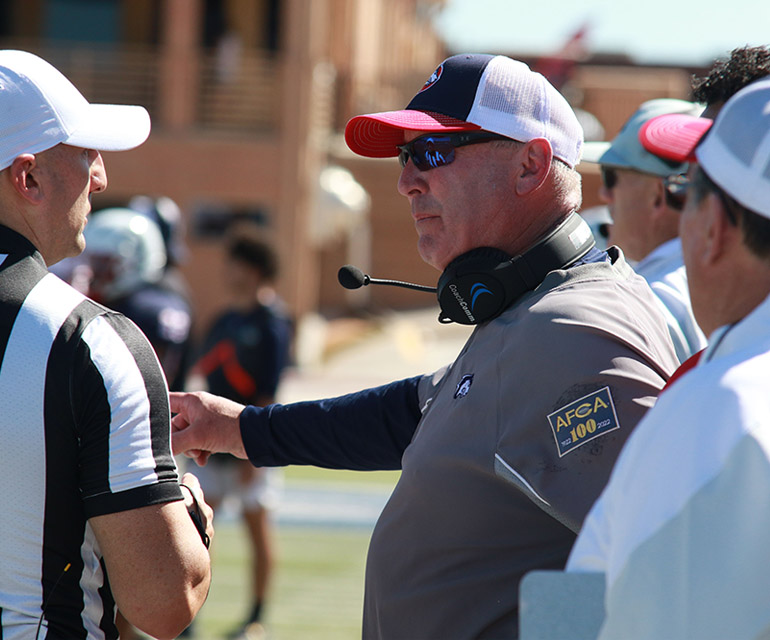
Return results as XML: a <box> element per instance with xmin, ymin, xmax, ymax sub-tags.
<box><xmin>191</xmin><ymin>467</ymin><xmax>399</xmax><ymax>640</ymax></box>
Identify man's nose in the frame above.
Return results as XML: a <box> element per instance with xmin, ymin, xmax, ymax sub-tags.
<box><xmin>397</xmin><ymin>158</ymin><xmax>425</xmax><ymax>197</ymax></box>
<box><xmin>90</xmin><ymin>151</ymin><xmax>108</xmax><ymax>193</ymax></box>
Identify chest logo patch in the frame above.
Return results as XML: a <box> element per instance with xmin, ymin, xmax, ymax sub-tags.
<box><xmin>454</xmin><ymin>374</ymin><xmax>474</xmax><ymax>398</ymax></box>
<box><xmin>547</xmin><ymin>386</ymin><xmax>619</xmax><ymax>457</ymax></box>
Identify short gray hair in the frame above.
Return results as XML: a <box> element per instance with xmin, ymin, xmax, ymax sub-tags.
<box><xmin>550</xmin><ymin>159</ymin><xmax>583</xmax><ymax>212</ymax></box>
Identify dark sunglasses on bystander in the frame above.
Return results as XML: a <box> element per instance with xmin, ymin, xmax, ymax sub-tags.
<box><xmin>600</xmin><ymin>166</ymin><xmax>618</xmax><ymax>190</ymax></box>
<box><xmin>663</xmin><ymin>173</ymin><xmax>689</xmax><ymax>198</ymax></box>
<box><xmin>397</xmin><ymin>131</ymin><xmax>511</xmax><ymax>171</ymax></box>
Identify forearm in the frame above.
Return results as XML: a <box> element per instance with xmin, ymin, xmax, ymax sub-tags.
<box><xmin>91</xmin><ymin>500</ymin><xmax>212</xmax><ymax>640</ymax></box>
<box><xmin>240</xmin><ymin>376</ymin><xmax>423</xmax><ymax>471</ymax></box>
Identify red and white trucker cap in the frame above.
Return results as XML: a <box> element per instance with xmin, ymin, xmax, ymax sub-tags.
<box><xmin>0</xmin><ymin>49</ymin><xmax>151</xmax><ymax>171</ymax></box>
<box><xmin>640</xmin><ymin>77</ymin><xmax>770</xmax><ymax>219</ymax></box>
<box><xmin>345</xmin><ymin>53</ymin><xmax>584</xmax><ymax>168</ymax></box>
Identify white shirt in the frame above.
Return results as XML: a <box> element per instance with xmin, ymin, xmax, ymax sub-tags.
<box><xmin>634</xmin><ymin>238</ymin><xmax>707</xmax><ymax>362</ymax></box>
<box><xmin>567</xmin><ymin>292</ymin><xmax>770</xmax><ymax>639</ymax></box>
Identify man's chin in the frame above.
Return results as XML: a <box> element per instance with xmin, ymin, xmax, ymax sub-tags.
<box><xmin>66</xmin><ymin>235</ymin><xmax>87</xmax><ymax>260</ymax></box>
<box><xmin>417</xmin><ymin>241</ymin><xmax>444</xmax><ymax>272</ymax></box>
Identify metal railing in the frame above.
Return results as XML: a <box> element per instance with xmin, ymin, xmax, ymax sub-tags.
<box><xmin>0</xmin><ymin>41</ymin><xmax>161</xmax><ymax>116</ymax></box>
<box><xmin>0</xmin><ymin>40</ymin><xmax>284</xmax><ymax>133</ymax></box>
<box><xmin>0</xmin><ymin>40</ymin><xmax>428</xmax><ymax>136</ymax></box>
<box><xmin>197</xmin><ymin>49</ymin><xmax>280</xmax><ymax>131</ymax></box>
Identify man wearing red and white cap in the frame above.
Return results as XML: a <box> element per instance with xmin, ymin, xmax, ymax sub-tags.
<box><xmin>568</xmin><ymin>77</ymin><xmax>770</xmax><ymax>638</ymax></box>
<box><xmin>0</xmin><ymin>50</ymin><xmax>213</xmax><ymax>639</ymax></box>
<box><xmin>172</xmin><ymin>53</ymin><xmax>678</xmax><ymax>638</ymax></box>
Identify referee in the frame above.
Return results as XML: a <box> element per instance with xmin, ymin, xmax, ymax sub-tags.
<box><xmin>0</xmin><ymin>51</ymin><xmax>212</xmax><ymax>639</ymax></box>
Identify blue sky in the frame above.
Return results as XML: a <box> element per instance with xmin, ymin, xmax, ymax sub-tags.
<box><xmin>433</xmin><ymin>0</ymin><xmax>770</xmax><ymax>67</ymax></box>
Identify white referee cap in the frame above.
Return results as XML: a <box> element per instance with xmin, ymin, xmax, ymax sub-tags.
<box><xmin>0</xmin><ymin>49</ymin><xmax>151</xmax><ymax>171</ymax></box>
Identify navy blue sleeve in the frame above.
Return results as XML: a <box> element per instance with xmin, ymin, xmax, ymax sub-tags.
<box><xmin>239</xmin><ymin>375</ymin><xmax>423</xmax><ymax>471</ymax></box>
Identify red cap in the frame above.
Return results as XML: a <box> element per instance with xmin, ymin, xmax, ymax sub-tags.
<box><xmin>344</xmin><ymin>110</ymin><xmax>478</xmax><ymax>158</ymax></box>
<box><xmin>638</xmin><ymin>114</ymin><xmax>714</xmax><ymax>163</ymax></box>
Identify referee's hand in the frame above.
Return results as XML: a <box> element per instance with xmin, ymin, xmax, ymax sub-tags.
<box><xmin>179</xmin><ymin>472</ymin><xmax>215</xmax><ymax>548</ymax></box>
<box><xmin>170</xmin><ymin>391</ymin><xmax>248</xmax><ymax>465</ymax></box>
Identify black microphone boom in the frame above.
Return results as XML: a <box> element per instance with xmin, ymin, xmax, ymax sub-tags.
<box><xmin>337</xmin><ymin>264</ymin><xmax>368</xmax><ymax>289</ymax></box>
<box><xmin>337</xmin><ymin>265</ymin><xmax>436</xmax><ymax>293</ymax></box>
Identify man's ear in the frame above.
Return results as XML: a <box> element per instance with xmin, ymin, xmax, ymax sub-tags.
<box><xmin>8</xmin><ymin>154</ymin><xmax>44</xmax><ymax>204</ymax></box>
<box><xmin>515</xmin><ymin>138</ymin><xmax>553</xmax><ymax>196</ymax></box>
<box><xmin>652</xmin><ymin>178</ymin><xmax>665</xmax><ymax>211</ymax></box>
<box><xmin>650</xmin><ymin>178</ymin><xmax>673</xmax><ymax>222</ymax></box>
<box><xmin>702</xmin><ymin>192</ymin><xmax>734</xmax><ymax>265</ymax></box>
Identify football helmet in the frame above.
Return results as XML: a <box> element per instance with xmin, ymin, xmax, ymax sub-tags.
<box><xmin>84</xmin><ymin>207</ymin><xmax>167</xmax><ymax>301</ymax></box>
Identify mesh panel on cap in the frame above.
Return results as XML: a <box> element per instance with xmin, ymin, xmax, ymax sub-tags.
<box><xmin>480</xmin><ymin>62</ymin><xmax>543</xmax><ymax>123</ymax></box>
<box><xmin>467</xmin><ymin>56</ymin><xmax>582</xmax><ymax>167</ymax></box>
<box><xmin>476</xmin><ymin>58</ymin><xmax>544</xmax><ymax>140</ymax></box>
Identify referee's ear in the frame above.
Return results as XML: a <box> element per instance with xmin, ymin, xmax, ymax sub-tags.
<box><xmin>8</xmin><ymin>153</ymin><xmax>45</xmax><ymax>204</ymax></box>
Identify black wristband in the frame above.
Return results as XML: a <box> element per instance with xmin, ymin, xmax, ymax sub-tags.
<box><xmin>180</xmin><ymin>483</ymin><xmax>211</xmax><ymax>549</ymax></box>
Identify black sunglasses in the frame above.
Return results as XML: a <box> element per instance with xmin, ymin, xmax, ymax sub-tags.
<box><xmin>663</xmin><ymin>173</ymin><xmax>689</xmax><ymax>198</ymax></box>
<box><xmin>603</xmin><ymin>166</ymin><xmax>690</xmax><ymax>197</ymax></box>
<box><xmin>600</xmin><ymin>166</ymin><xmax>618</xmax><ymax>190</ymax></box>
<box><xmin>397</xmin><ymin>131</ymin><xmax>510</xmax><ymax>171</ymax></box>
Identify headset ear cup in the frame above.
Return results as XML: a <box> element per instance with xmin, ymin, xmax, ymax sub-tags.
<box><xmin>435</xmin><ymin>212</ymin><xmax>596</xmax><ymax>325</ymax></box>
<box><xmin>437</xmin><ymin>248</ymin><xmax>514</xmax><ymax>325</ymax></box>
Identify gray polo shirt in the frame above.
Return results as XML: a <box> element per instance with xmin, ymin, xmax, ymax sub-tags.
<box><xmin>363</xmin><ymin>249</ymin><xmax>679</xmax><ymax>639</ymax></box>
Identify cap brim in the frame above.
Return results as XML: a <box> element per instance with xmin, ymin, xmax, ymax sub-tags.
<box><xmin>580</xmin><ymin>141</ymin><xmax>610</xmax><ymax>165</ymax></box>
<box><xmin>344</xmin><ymin>109</ymin><xmax>479</xmax><ymax>158</ymax></box>
<box><xmin>580</xmin><ymin>141</ymin><xmax>643</xmax><ymax>171</ymax></box>
<box><xmin>639</xmin><ymin>114</ymin><xmax>713</xmax><ymax>163</ymax></box>
<box><xmin>65</xmin><ymin>103</ymin><xmax>151</xmax><ymax>151</ymax></box>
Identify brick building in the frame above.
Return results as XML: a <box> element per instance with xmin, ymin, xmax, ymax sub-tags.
<box><xmin>0</xmin><ymin>0</ymin><xmax>707</xmax><ymax>335</ymax></box>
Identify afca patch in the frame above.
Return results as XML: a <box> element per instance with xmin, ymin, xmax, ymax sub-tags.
<box><xmin>547</xmin><ymin>387</ymin><xmax>619</xmax><ymax>457</ymax></box>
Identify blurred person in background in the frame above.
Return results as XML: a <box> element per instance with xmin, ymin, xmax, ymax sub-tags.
<box><xmin>655</xmin><ymin>44</ymin><xmax>770</xmax><ymax>386</ymax></box>
<box><xmin>169</xmin><ymin>53</ymin><xmax>679</xmax><ymax>638</ymax></box>
<box><xmin>0</xmin><ymin>49</ymin><xmax>212</xmax><ymax>640</ymax></box>
<box><xmin>128</xmin><ymin>195</ymin><xmax>196</xmax><ymax>391</ymax></box>
<box><xmin>568</xmin><ymin>75</ymin><xmax>770</xmax><ymax>640</ymax></box>
<box><xmin>187</xmin><ymin>226</ymin><xmax>292</xmax><ymax>640</ymax></box>
<box><xmin>582</xmin><ymin>98</ymin><xmax>707</xmax><ymax>362</ymax></box>
<box><xmin>692</xmin><ymin>45</ymin><xmax>770</xmax><ymax>118</ymax></box>
<box><xmin>84</xmin><ymin>207</ymin><xmax>194</xmax><ymax>397</ymax></box>
<box><xmin>579</xmin><ymin>205</ymin><xmax>612</xmax><ymax>250</ymax></box>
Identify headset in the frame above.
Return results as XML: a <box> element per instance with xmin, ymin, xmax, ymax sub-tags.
<box><xmin>436</xmin><ymin>211</ymin><xmax>595</xmax><ymax>324</ymax></box>
<box><xmin>339</xmin><ymin>211</ymin><xmax>596</xmax><ymax>326</ymax></box>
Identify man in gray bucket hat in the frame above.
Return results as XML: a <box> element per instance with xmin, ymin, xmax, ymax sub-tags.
<box><xmin>582</xmin><ymin>98</ymin><xmax>707</xmax><ymax>362</ymax></box>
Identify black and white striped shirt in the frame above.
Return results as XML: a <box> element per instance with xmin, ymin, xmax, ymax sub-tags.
<box><xmin>0</xmin><ymin>225</ymin><xmax>182</xmax><ymax>640</ymax></box>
